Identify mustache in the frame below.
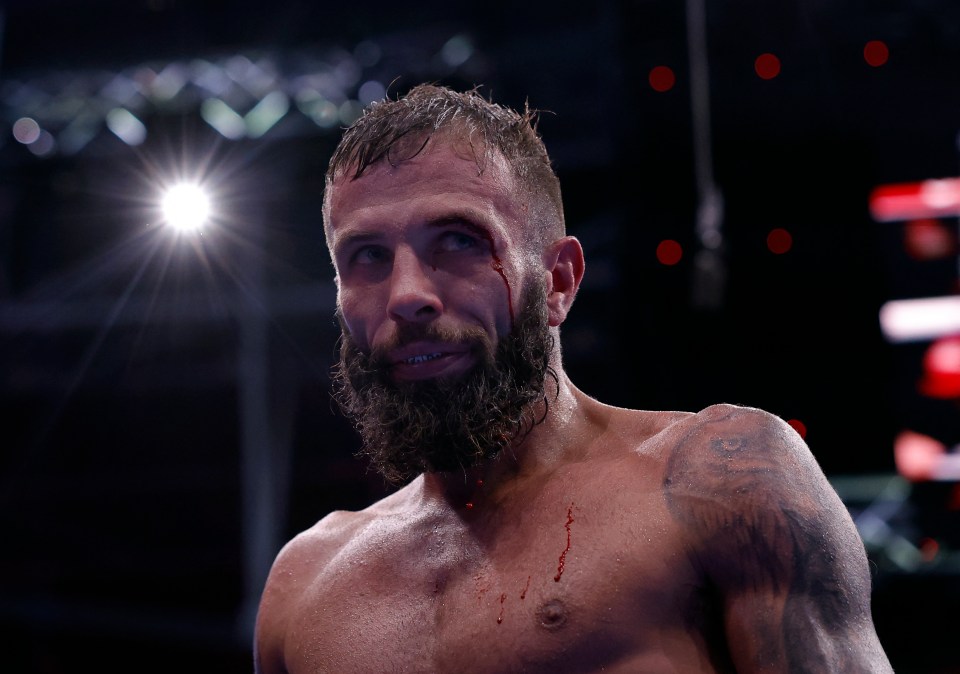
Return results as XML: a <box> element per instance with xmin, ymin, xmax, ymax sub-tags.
<box><xmin>366</xmin><ymin>322</ymin><xmax>493</xmax><ymax>370</ymax></box>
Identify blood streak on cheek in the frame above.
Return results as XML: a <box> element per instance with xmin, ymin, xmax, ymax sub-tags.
<box><xmin>554</xmin><ymin>503</ymin><xmax>575</xmax><ymax>582</ymax></box>
<box><xmin>479</xmin><ymin>231</ymin><xmax>514</xmax><ymax>323</ymax></box>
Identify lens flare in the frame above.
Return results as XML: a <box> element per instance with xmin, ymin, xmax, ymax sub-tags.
<box><xmin>161</xmin><ymin>183</ymin><xmax>211</xmax><ymax>232</ymax></box>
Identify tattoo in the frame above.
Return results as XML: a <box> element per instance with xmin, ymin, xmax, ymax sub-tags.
<box><xmin>663</xmin><ymin>409</ymin><xmax>856</xmax><ymax>668</ymax></box>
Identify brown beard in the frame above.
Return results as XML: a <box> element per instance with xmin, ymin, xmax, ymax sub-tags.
<box><xmin>331</xmin><ymin>283</ymin><xmax>556</xmax><ymax>485</ymax></box>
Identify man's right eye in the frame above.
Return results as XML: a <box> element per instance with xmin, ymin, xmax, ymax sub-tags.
<box><xmin>353</xmin><ymin>246</ymin><xmax>389</xmax><ymax>265</ymax></box>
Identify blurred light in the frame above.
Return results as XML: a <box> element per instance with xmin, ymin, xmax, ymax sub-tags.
<box><xmin>894</xmin><ymin>430</ymin><xmax>960</xmax><ymax>481</ymax></box>
<box><xmin>903</xmin><ymin>218</ymin><xmax>957</xmax><ymax>260</ymax></box>
<box><xmin>12</xmin><ymin>117</ymin><xmax>41</xmax><ymax>144</ymax></box>
<box><xmin>786</xmin><ymin>418</ymin><xmax>807</xmax><ymax>439</ymax></box>
<box><xmin>244</xmin><ymin>90</ymin><xmax>289</xmax><ymax>138</ymax></box>
<box><xmin>339</xmin><ymin>100</ymin><xmax>363</xmax><ymax>126</ymax></box>
<box><xmin>656</xmin><ymin>239</ymin><xmax>683</xmax><ymax>265</ymax></box>
<box><xmin>864</xmin><ymin>40</ymin><xmax>889</xmax><ymax>67</ymax></box>
<box><xmin>353</xmin><ymin>40</ymin><xmax>382</xmax><ymax>68</ymax></box>
<box><xmin>150</xmin><ymin>63</ymin><xmax>187</xmax><ymax>101</ymax></box>
<box><xmin>879</xmin><ymin>296</ymin><xmax>960</xmax><ymax>342</ymax></box>
<box><xmin>918</xmin><ymin>335</ymin><xmax>960</xmax><ymax>399</ymax></box>
<box><xmin>754</xmin><ymin>53</ymin><xmax>781</xmax><ymax>80</ymax></box>
<box><xmin>27</xmin><ymin>130</ymin><xmax>56</xmax><ymax>157</ymax></box>
<box><xmin>162</xmin><ymin>183</ymin><xmax>211</xmax><ymax>233</ymax></box>
<box><xmin>201</xmin><ymin>98</ymin><xmax>246</xmax><ymax>139</ymax></box>
<box><xmin>101</xmin><ymin>73</ymin><xmax>139</xmax><ymax>104</ymax></box>
<box><xmin>648</xmin><ymin>66</ymin><xmax>676</xmax><ymax>92</ymax></box>
<box><xmin>332</xmin><ymin>52</ymin><xmax>361</xmax><ymax>88</ymax></box>
<box><xmin>58</xmin><ymin>113</ymin><xmax>100</xmax><ymax>155</ymax></box>
<box><xmin>766</xmin><ymin>227</ymin><xmax>793</xmax><ymax>254</ymax></box>
<box><xmin>919</xmin><ymin>538</ymin><xmax>940</xmax><ymax>562</ymax></box>
<box><xmin>297</xmin><ymin>92</ymin><xmax>340</xmax><ymax>128</ymax></box>
<box><xmin>358</xmin><ymin>80</ymin><xmax>386</xmax><ymax>106</ymax></box>
<box><xmin>191</xmin><ymin>59</ymin><xmax>231</xmax><ymax>96</ymax></box>
<box><xmin>441</xmin><ymin>35</ymin><xmax>473</xmax><ymax>68</ymax></box>
<box><xmin>105</xmin><ymin>108</ymin><xmax>147</xmax><ymax>146</ymax></box>
<box><xmin>869</xmin><ymin>178</ymin><xmax>960</xmax><ymax>221</ymax></box>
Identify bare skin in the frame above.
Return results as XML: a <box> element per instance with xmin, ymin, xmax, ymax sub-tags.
<box><xmin>254</xmin><ymin>139</ymin><xmax>893</xmax><ymax>673</ymax></box>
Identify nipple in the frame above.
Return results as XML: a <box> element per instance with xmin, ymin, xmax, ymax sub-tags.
<box><xmin>537</xmin><ymin>599</ymin><xmax>568</xmax><ymax>631</ymax></box>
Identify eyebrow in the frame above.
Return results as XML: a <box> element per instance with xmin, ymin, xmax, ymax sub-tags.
<box><xmin>425</xmin><ymin>213</ymin><xmax>490</xmax><ymax>239</ymax></box>
<box><xmin>333</xmin><ymin>210</ymin><xmax>494</xmax><ymax>256</ymax></box>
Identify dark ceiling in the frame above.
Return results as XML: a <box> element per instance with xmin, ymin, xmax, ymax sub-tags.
<box><xmin>2</xmin><ymin>1</ymin><xmax>959</xmax><ymax>671</ymax></box>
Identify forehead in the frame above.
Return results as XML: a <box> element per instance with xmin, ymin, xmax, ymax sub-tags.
<box><xmin>325</xmin><ymin>139</ymin><xmax>522</xmax><ymax>234</ymax></box>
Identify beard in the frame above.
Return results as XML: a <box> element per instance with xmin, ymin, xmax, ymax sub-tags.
<box><xmin>331</xmin><ymin>282</ymin><xmax>556</xmax><ymax>485</ymax></box>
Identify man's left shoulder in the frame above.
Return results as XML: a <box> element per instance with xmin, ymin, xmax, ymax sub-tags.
<box><xmin>663</xmin><ymin>402</ymin><xmax>823</xmax><ymax>494</ymax></box>
<box><xmin>684</xmin><ymin>402</ymin><xmax>808</xmax><ymax>456</ymax></box>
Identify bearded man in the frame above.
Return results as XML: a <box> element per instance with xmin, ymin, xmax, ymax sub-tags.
<box><xmin>253</xmin><ymin>83</ymin><xmax>893</xmax><ymax>673</ymax></box>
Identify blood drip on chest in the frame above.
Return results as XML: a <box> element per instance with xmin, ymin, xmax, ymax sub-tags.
<box><xmin>554</xmin><ymin>503</ymin><xmax>575</xmax><ymax>582</ymax></box>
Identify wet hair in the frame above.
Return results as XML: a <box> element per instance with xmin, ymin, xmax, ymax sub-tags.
<box><xmin>324</xmin><ymin>83</ymin><xmax>565</xmax><ymax>244</ymax></box>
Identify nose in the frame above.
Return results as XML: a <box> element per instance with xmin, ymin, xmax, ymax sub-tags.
<box><xmin>386</xmin><ymin>247</ymin><xmax>443</xmax><ymax>323</ymax></box>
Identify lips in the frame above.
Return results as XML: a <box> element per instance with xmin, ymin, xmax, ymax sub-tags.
<box><xmin>388</xmin><ymin>341</ymin><xmax>473</xmax><ymax>381</ymax></box>
<box><xmin>404</xmin><ymin>352</ymin><xmax>443</xmax><ymax>365</ymax></box>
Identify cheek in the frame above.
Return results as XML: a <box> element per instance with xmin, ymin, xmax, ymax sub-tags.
<box><xmin>337</xmin><ymin>291</ymin><xmax>375</xmax><ymax>349</ymax></box>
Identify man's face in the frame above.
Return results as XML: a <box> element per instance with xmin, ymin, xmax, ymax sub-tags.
<box><xmin>332</xmin><ymin>282</ymin><xmax>553</xmax><ymax>483</ymax></box>
<box><xmin>325</xmin><ymin>138</ymin><xmax>537</xmax><ymax>376</ymax></box>
<box><xmin>324</xmin><ymin>139</ymin><xmax>553</xmax><ymax>482</ymax></box>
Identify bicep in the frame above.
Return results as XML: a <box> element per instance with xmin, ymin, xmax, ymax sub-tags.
<box><xmin>663</xmin><ymin>405</ymin><xmax>891</xmax><ymax>672</ymax></box>
<box><xmin>718</xmin><ymin>503</ymin><xmax>882</xmax><ymax>672</ymax></box>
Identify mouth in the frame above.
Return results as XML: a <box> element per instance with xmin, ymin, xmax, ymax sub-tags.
<box><xmin>388</xmin><ymin>342</ymin><xmax>474</xmax><ymax>381</ymax></box>
<box><xmin>404</xmin><ymin>352</ymin><xmax>443</xmax><ymax>365</ymax></box>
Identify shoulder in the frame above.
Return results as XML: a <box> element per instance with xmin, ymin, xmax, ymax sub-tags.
<box><xmin>264</xmin><ymin>480</ymin><xmax>421</xmax><ymax>595</ymax></box>
<box><xmin>254</xmin><ymin>482</ymin><xmax>420</xmax><ymax>672</ymax></box>
<box><xmin>660</xmin><ymin>402</ymin><xmax>840</xmax><ymax>549</ymax></box>
<box><xmin>661</xmin><ymin>403</ymin><xmax>867</xmax><ymax>578</ymax></box>
<box><xmin>663</xmin><ymin>402</ymin><xmax>814</xmax><ymax>485</ymax></box>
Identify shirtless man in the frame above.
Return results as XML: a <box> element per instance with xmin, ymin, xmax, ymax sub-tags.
<box><xmin>254</xmin><ymin>83</ymin><xmax>894</xmax><ymax>673</ymax></box>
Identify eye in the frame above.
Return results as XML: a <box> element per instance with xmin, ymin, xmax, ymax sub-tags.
<box><xmin>352</xmin><ymin>245</ymin><xmax>390</xmax><ymax>265</ymax></box>
<box><xmin>437</xmin><ymin>230</ymin><xmax>481</xmax><ymax>253</ymax></box>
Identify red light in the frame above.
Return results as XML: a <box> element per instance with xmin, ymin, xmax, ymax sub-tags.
<box><xmin>766</xmin><ymin>228</ymin><xmax>793</xmax><ymax>254</ymax></box>
<box><xmin>864</xmin><ymin>40</ymin><xmax>889</xmax><ymax>67</ymax></box>
<box><xmin>903</xmin><ymin>218</ymin><xmax>958</xmax><ymax>260</ymax></box>
<box><xmin>656</xmin><ymin>239</ymin><xmax>683</xmax><ymax>265</ymax></box>
<box><xmin>649</xmin><ymin>65</ymin><xmax>676</xmax><ymax>92</ymax></box>
<box><xmin>918</xmin><ymin>335</ymin><xmax>960</xmax><ymax>399</ymax></box>
<box><xmin>754</xmin><ymin>53</ymin><xmax>781</xmax><ymax>80</ymax></box>
<box><xmin>787</xmin><ymin>418</ymin><xmax>807</xmax><ymax>438</ymax></box>
<box><xmin>919</xmin><ymin>537</ymin><xmax>939</xmax><ymax>562</ymax></box>
<box><xmin>869</xmin><ymin>178</ymin><xmax>960</xmax><ymax>221</ymax></box>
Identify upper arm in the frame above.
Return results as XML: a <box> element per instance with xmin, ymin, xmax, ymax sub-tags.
<box><xmin>663</xmin><ymin>404</ymin><xmax>893</xmax><ymax>673</ymax></box>
<box><xmin>254</xmin><ymin>540</ymin><xmax>301</xmax><ymax>674</ymax></box>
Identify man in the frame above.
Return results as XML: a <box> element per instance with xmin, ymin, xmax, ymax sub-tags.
<box><xmin>254</xmin><ymin>83</ymin><xmax>894</xmax><ymax>673</ymax></box>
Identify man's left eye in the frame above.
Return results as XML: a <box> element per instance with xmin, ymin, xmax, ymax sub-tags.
<box><xmin>438</xmin><ymin>231</ymin><xmax>479</xmax><ymax>252</ymax></box>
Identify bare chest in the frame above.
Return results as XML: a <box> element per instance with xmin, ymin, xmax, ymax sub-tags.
<box><xmin>283</xmin><ymin>484</ymin><xmax>707</xmax><ymax>674</ymax></box>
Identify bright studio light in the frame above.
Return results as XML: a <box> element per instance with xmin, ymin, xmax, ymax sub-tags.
<box><xmin>161</xmin><ymin>183</ymin><xmax>211</xmax><ymax>232</ymax></box>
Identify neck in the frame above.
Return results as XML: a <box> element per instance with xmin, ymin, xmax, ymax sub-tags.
<box><xmin>420</xmin><ymin>367</ymin><xmax>585</xmax><ymax>507</ymax></box>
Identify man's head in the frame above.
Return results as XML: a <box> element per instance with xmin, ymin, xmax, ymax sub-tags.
<box><xmin>322</xmin><ymin>83</ymin><xmax>583</xmax><ymax>483</ymax></box>
<box><xmin>323</xmin><ymin>83</ymin><xmax>565</xmax><ymax>250</ymax></box>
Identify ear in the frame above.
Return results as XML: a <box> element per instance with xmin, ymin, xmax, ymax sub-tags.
<box><xmin>543</xmin><ymin>236</ymin><xmax>585</xmax><ymax>327</ymax></box>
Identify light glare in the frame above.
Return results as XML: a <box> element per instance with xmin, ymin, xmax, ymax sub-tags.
<box><xmin>162</xmin><ymin>183</ymin><xmax>211</xmax><ymax>232</ymax></box>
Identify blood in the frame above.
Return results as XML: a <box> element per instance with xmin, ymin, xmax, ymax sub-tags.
<box><xmin>554</xmin><ymin>503</ymin><xmax>575</xmax><ymax>582</ymax></box>
<box><xmin>497</xmin><ymin>592</ymin><xmax>506</xmax><ymax>624</ymax></box>
<box><xmin>520</xmin><ymin>575</ymin><xmax>531</xmax><ymax>600</ymax></box>
<box><xmin>479</xmin><ymin>231</ymin><xmax>514</xmax><ymax>321</ymax></box>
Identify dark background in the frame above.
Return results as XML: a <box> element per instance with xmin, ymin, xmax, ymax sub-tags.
<box><xmin>1</xmin><ymin>0</ymin><xmax>959</xmax><ymax>671</ymax></box>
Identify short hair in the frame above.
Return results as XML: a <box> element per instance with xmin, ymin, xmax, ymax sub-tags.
<box><xmin>324</xmin><ymin>83</ymin><xmax>565</xmax><ymax>244</ymax></box>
